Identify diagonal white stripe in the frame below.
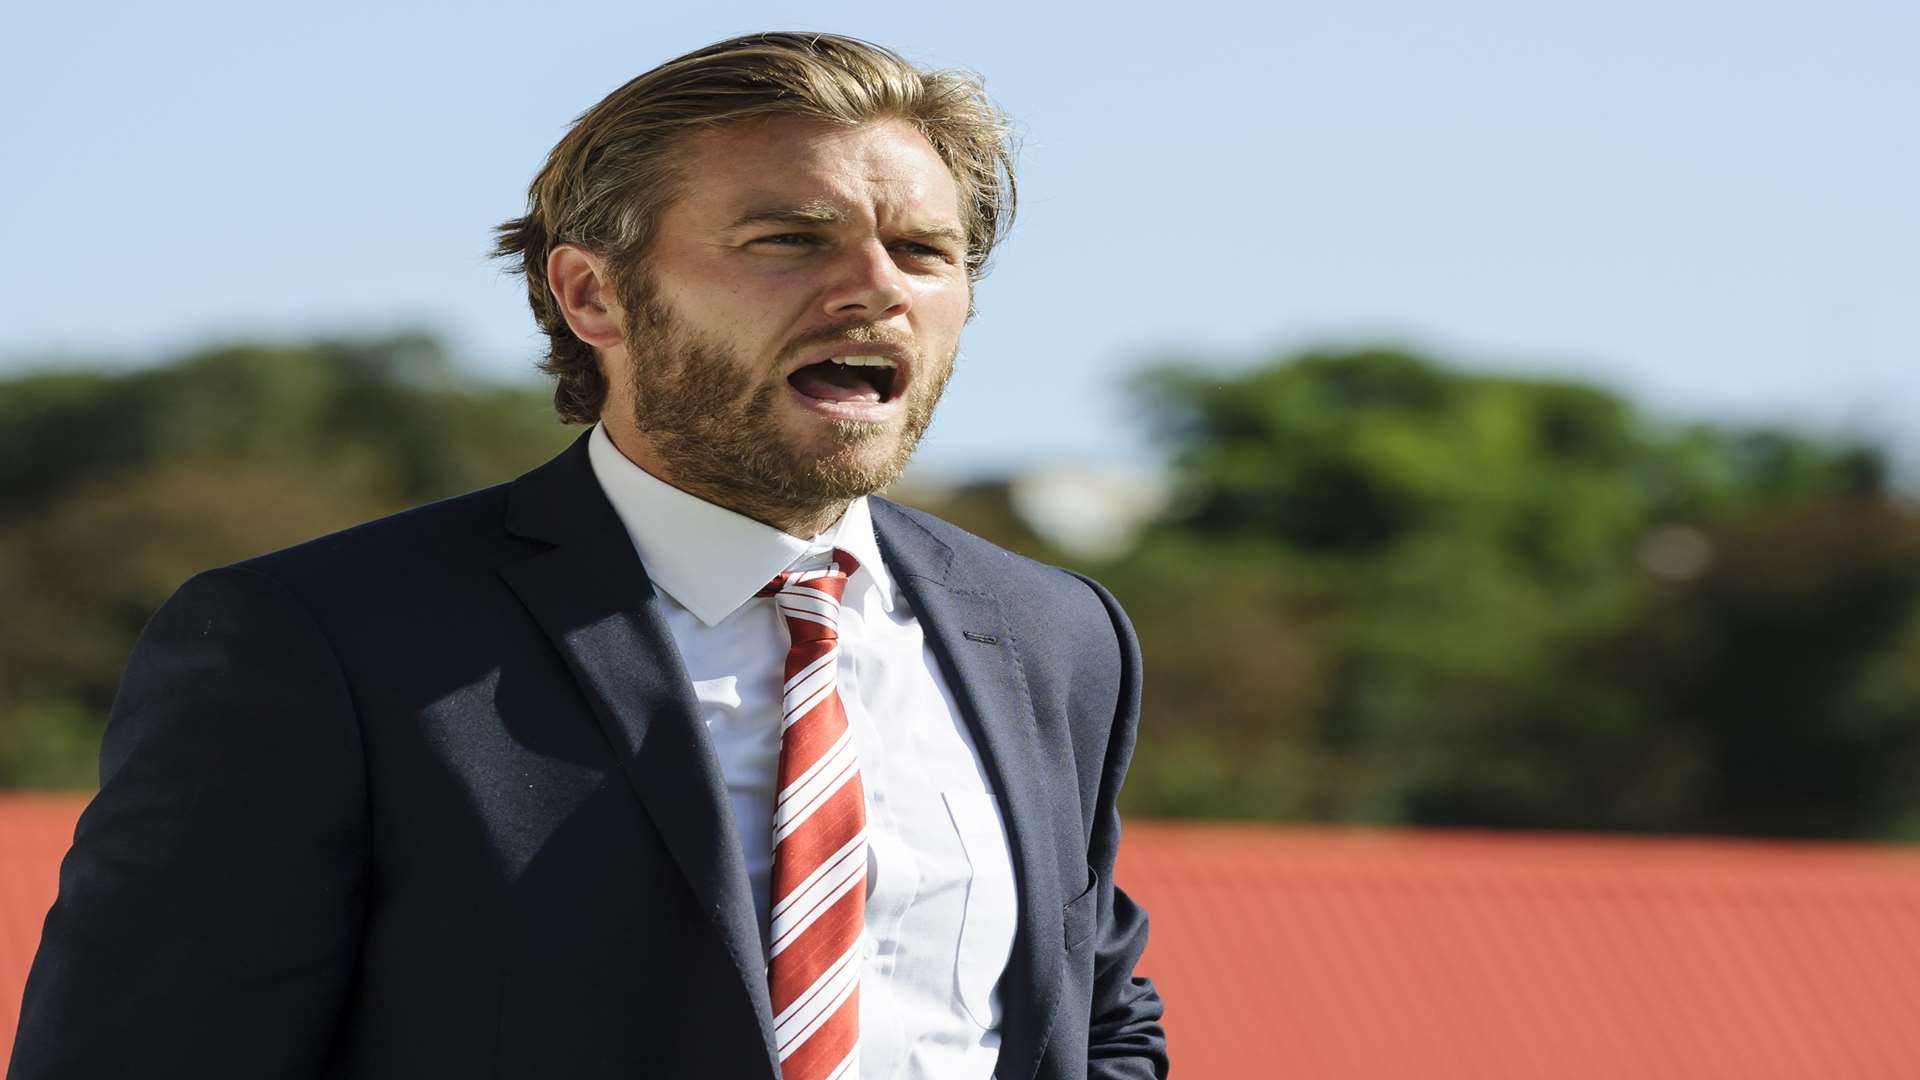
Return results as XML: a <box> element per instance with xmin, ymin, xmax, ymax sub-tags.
<box><xmin>768</xmin><ymin>749</ymin><xmax>860</xmax><ymax>841</ymax></box>
<box><xmin>769</xmin><ymin>835</ymin><xmax>867</xmax><ymax>952</ymax></box>
<box><xmin>778</xmin><ymin>607</ymin><xmax>837</xmax><ymax>632</ymax></box>
<box><xmin>784</xmin><ymin>648</ymin><xmax>838</xmax><ymax>693</ymax></box>
<box><xmin>776</xmin><ymin>728</ymin><xmax>854</xmax><ymax>813</ymax></box>
<box><xmin>782</xmin><ymin>681</ymin><xmax>837</xmax><ymax>732</ymax></box>
<box><xmin>819</xmin><ymin>1047</ymin><xmax>858</xmax><ymax>1080</ymax></box>
<box><xmin>775</xmin><ymin>948</ymin><xmax>860</xmax><ymax>1056</ymax></box>
<box><xmin>772</xmin><ymin>753</ymin><xmax>859</xmax><ymax>844</ymax></box>
<box><xmin>772</xmin><ymin>929</ymin><xmax>861</xmax><ymax>1029</ymax></box>
<box><xmin>782</xmin><ymin>660</ymin><xmax>839</xmax><ymax>719</ymax></box>
<box><xmin>782</xmin><ymin>582</ymin><xmax>842</xmax><ymax>605</ymax></box>
<box><xmin>769</xmin><ymin>829</ymin><xmax>865</xmax><ymax>921</ymax></box>
<box><xmin>777</xmin><ymin>591</ymin><xmax>840</xmax><ymax>619</ymax></box>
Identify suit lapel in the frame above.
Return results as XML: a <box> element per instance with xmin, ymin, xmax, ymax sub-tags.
<box><xmin>497</xmin><ymin>432</ymin><xmax>779</xmax><ymax>1077</ymax></box>
<box><xmin>871</xmin><ymin>500</ymin><xmax>1064</xmax><ymax>1080</ymax></box>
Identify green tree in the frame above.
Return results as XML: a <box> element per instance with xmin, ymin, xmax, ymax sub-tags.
<box><xmin>1090</xmin><ymin>347</ymin><xmax>1920</xmax><ymax>837</ymax></box>
<box><xmin>0</xmin><ymin>334</ymin><xmax>575</xmax><ymax>787</ymax></box>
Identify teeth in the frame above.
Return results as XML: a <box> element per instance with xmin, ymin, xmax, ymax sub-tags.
<box><xmin>829</xmin><ymin>356</ymin><xmax>897</xmax><ymax>368</ymax></box>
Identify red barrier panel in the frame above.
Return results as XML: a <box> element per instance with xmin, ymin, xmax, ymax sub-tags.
<box><xmin>6</xmin><ymin>797</ymin><xmax>1920</xmax><ymax>1077</ymax></box>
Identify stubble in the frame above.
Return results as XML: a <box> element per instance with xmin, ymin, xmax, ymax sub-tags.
<box><xmin>617</xmin><ymin>270</ymin><xmax>951</xmax><ymax>536</ymax></box>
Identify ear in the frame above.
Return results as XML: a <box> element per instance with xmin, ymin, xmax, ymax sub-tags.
<box><xmin>546</xmin><ymin>244</ymin><xmax>625</xmax><ymax>348</ymax></box>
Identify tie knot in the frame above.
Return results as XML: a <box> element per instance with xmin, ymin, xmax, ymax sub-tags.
<box><xmin>758</xmin><ymin>548</ymin><xmax>859</xmax><ymax>598</ymax></box>
<box><xmin>759</xmin><ymin>549</ymin><xmax>860</xmax><ymax>643</ymax></box>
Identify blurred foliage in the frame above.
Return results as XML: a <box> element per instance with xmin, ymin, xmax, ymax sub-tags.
<box><xmin>2</xmin><ymin>336</ymin><xmax>1916</xmax><ymax>842</ymax></box>
<box><xmin>0</xmin><ymin>335</ymin><xmax>576</xmax><ymax>787</ymax></box>
<box><xmin>1075</xmin><ymin>348</ymin><xmax>1919</xmax><ymax>838</ymax></box>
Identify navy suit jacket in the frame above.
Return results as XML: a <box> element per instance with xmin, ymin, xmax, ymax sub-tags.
<box><xmin>9</xmin><ymin>430</ymin><xmax>1167</xmax><ymax>1079</ymax></box>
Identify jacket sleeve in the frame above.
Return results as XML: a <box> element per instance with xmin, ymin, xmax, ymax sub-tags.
<box><xmin>1070</xmin><ymin>571</ymin><xmax>1170</xmax><ymax>1079</ymax></box>
<box><xmin>9</xmin><ymin>565</ymin><xmax>369</xmax><ymax>1078</ymax></box>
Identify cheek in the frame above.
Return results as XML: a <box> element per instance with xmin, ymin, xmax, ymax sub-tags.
<box><xmin>915</xmin><ymin>279</ymin><xmax>973</xmax><ymax>338</ymax></box>
<box><xmin>662</xmin><ymin>285</ymin><xmax>788</xmax><ymax>356</ymax></box>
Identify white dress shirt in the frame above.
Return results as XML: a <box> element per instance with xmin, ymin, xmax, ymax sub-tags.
<box><xmin>587</xmin><ymin>423</ymin><xmax>1019</xmax><ymax>1080</ymax></box>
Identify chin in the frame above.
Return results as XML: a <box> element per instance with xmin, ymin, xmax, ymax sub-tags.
<box><xmin>785</xmin><ymin>414</ymin><xmax>894</xmax><ymax>456</ymax></box>
<box><xmin>785</xmin><ymin>432</ymin><xmax>914</xmax><ymax>497</ymax></box>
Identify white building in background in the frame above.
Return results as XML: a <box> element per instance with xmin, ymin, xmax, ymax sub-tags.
<box><xmin>1005</xmin><ymin>464</ymin><xmax>1174</xmax><ymax>560</ymax></box>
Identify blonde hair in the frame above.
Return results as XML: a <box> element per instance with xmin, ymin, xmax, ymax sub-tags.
<box><xmin>493</xmin><ymin>31</ymin><xmax>1019</xmax><ymax>424</ymax></box>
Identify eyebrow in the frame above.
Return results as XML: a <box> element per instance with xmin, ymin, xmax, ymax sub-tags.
<box><xmin>725</xmin><ymin>200</ymin><xmax>841</xmax><ymax>231</ymax></box>
<box><xmin>724</xmin><ymin>199</ymin><xmax>968</xmax><ymax>247</ymax></box>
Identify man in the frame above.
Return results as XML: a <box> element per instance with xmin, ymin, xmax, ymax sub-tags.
<box><xmin>10</xmin><ymin>32</ymin><xmax>1166</xmax><ymax>1080</ymax></box>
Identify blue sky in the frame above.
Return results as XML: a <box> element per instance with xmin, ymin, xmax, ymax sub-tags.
<box><xmin>3</xmin><ymin>1</ymin><xmax>1914</xmax><ymax>481</ymax></box>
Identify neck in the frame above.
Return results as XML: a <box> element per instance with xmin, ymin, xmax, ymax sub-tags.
<box><xmin>726</xmin><ymin>495</ymin><xmax>850</xmax><ymax>541</ymax></box>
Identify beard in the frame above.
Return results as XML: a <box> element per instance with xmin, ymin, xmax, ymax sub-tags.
<box><xmin>616</xmin><ymin>269</ymin><xmax>952</xmax><ymax>533</ymax></box>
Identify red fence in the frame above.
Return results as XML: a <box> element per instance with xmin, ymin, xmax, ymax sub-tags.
<box><xmin>6</xmin><ymin>796</ymin><xmax>1920</xmax><ymax>1077</ymax></box>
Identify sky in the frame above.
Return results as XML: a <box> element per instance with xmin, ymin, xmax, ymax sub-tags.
<box><xmin>2</xmin><ymin>0</ymin><xmax>1915</xmax><ymax>482</ymax></box>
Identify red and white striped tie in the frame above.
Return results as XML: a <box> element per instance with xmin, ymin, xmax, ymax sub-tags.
<box><xmin>762</xmin><ymin>549</ymin><xmax>866</xmax><ymax>1080</ymax></box>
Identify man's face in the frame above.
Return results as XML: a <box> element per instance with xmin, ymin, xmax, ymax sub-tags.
<box><xmin>608</xmin><ymin>116</ymin><xmax>972</xmax><ymax>528</ymax></box>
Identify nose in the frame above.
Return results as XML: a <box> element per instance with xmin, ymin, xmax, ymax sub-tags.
<box><xmin>821</xmin><ymin>239</ymin><xmax>912</xmax><ymax>321</ymax></box>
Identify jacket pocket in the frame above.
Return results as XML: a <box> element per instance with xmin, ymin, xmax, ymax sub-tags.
<box><xmin>1063</xmin><ymin>866</ymin><xmax>1099</xmax><ymax>951</ymax></box>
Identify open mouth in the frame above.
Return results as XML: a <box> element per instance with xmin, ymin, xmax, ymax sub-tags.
<box><xmin>787</xmin><ymin>356</ymin><xmax>900</xmax><ymax>405</ymax></box>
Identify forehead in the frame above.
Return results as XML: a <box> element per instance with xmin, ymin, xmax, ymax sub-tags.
<box><xmin>669</xmin><ymin>116</ymin><xmax>963</xmax><ymax>228</ymax></box>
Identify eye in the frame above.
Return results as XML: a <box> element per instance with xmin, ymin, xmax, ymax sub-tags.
<box><xmin>895</xmin><ymin>241</ymin><xmax>959</xmax><ymax>264</ymax></box>
<box><xmin>752</xmin><ymin>233</ymin><xmax>821</xmax><ymax>248</ymax></box>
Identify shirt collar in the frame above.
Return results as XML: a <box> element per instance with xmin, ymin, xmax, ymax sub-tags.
<box><xmin>586</xmin><ymin>422</ymin><xmax>895</xmax><ymax>627</ymax></box>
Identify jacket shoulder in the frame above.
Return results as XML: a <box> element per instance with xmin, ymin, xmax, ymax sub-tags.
<box><xmin>234</xmin><ymin>479</ymin><xmax>528</xmax><ymax>590</ymax></box>
<box><xmin>870</xmin><ymin>497</ymin><xmax>1131</xmax><ymax>641</ymax></box>
<box><xmin>871</xmin><ymin>497</ymin><xmax>1086</xmax><ymax>593</ymax></box>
